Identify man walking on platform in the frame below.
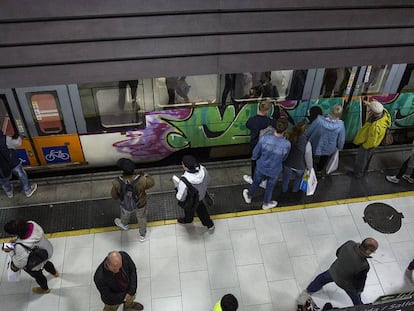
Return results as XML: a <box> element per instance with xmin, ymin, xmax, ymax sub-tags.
<box><xmin>112</xmin><ymin>158</ymin><xmax>154</xmax><ymax>242</ymax></box>
<box><xmin>242</xmin><ymin>118</ymin><xmax>290</xmax><ymax>210</ymax></box>
<box><xmin>94</xmin><ymin>251</ymin><xmax>144</xmax><ymax>311</ymax></box>
<box><xmin>298</xmin><ymin>238</ymin><xmax>378</xmax><ymax>307</ymax></box>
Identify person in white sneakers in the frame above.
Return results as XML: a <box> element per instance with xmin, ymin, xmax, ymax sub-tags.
<box><xmin>243</xmin><ymin>100</ymin><xmax>273</xmax><ymax>187</ymax></box>
<box><xmin>242</xmin><ymin>118</ymin><xmax>290</xmax><ymax>210</ymax></box>
<box><xmin>112</xmin><ymin>158</ymin><xmax>154</xmax><ymax>242</ymax></box>
<box><xmin>386</xmin><ymin>141</ymin><xmax>414</xmax><ymax>184</ymax></box>
<box><xmin>0</xmin><ymin>131</ymin><xmax>37</xmax><ymax>198</ymax></box>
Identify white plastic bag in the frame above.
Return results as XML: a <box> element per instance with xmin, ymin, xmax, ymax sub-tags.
<box><xmin>306</xmin><ymin>168</ymin><xmax>318</xmax><ymax>196</ymax></box>
<box><xmin>326</xmin><ymin>150</ymin><xmax>339</xmax><ymax>175</ymax></box>
<box><xmin>7</xmin><ymin>255</ymin><xmax>21</xmax><ymax>282</ymax></box>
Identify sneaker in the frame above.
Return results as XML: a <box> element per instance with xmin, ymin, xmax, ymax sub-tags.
<box><xmin>386</xmin><ymin>175</ymin><xmax>400</xmax><ymax>184</ymax></box>
<box><xmin>25</xmin><ymin>183</ymin><xmax>37</xmax><ymax>198</ymax></box>
<box><xmin>114</xmin><ymin>218</ymin><xmax>129</xmax><ymax>230</ymax></box>
<box><xmin>402</xmin><ymin>174</ymin><xmax>414</xmax><ymax>184</ymax></box>
<box><xmin>242</xmin><ymin>189</ymin><xmax>252</xmax><ymax>204</ymax></box>
<box><xmin>259</xmin><ymin>179</ymin><xmax>267</xmax><ymax>189</ymax></box>
<box><xmin>177</xmin><ymin>217</ymin><xmax>192</xmax><ymax>224</ymax></box>
<box><xmin>208</xmin><ymin>224</ymin><xmax>215</xmax><ymax>232</ymax></box>
<box><xmin>129</xmin><ymin>301</ymin><xmax>144</xmax><ymax>310</ymax></box>
<box><xmin>6</xmin><ymin>191</ymin><xmax>13</xmax><ymax>199</ymax></box>
<box><xmin>296</xmin><ymin>289</ymin><xmax>311</xmax><ymax>305</ymax></box>
<box><xmin>139</xmin><ymin>234</ymin><xmax>146</xmax><ymax>242</ymax></box>
<box><xmin>243</xmin><ymin>175</ymin><xmax>253</xmax><ymax>184</ymax></box>
<box><xmin>53</xmin><ymin>271</ymin><xmax>60</xmax><ymax>278</ymax></box>
<box><xmin>32</xmin><ymin>287</ymin><xmax>51</xmax><ymax>294</ymax></box>
<box><xmin>262</xmin><ymin>200</ymin><xmax>278</xmax><ymax>210</ymax></box>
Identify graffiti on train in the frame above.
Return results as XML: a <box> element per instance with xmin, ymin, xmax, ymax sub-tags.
<box><xmin>112</xmin><ymin>93</ymin><xmax>414</xmax><ymax>160</ymax></box>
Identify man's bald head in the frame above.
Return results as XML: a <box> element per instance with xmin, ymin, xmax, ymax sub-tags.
<box><xmin>105</xmin><ymin>251</ymin><xmax>123</xmax><ymax>273</ymax></box>
<box><xmin>360</xmin><ymin>238</ymin><xmax>378</xmax><ymax>256</ymax></box>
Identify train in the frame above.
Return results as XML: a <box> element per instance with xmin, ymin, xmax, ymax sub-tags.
<box><xmin>0</xmin><ymin>64</ymin><xmax>413</xmax><ymax>171</ymax></box>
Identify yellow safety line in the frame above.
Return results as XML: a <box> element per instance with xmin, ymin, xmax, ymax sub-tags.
<box><xmin>1</xmin><ymin>191</ymin><xmax>412</xmax><ymax>242</ymax></box>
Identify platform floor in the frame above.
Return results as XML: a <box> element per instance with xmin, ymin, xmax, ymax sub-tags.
<box><xmin>1</xmin><ymin>146</ymin><xmax>414</xmax><ymax>310</ymax></box>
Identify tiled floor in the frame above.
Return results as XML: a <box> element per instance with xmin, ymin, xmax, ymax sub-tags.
<box><xmin>1</xmin><ymin>195</ymin><xmax>414</xmax><ymax>311</ymax></box>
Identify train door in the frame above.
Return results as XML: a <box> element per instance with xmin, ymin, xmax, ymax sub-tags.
<box><xmin>14</xmin><ymin>85</ymin><xmax>85</xmax><ymax>166</ymax></box>
<box><xmin>0</xmin><ymin>89</ymin><xmax>39</xmax><ymax>166</ymax></box>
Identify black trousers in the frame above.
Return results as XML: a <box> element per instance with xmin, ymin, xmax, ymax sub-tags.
<box><xmin>183</xmin><ymin>201</ymin><xmax>214</xmax><ymax>228</ymax></box>
<box><xmin>396</xmin><ymin>157</ymin><xmax>414</xmax><ymax>179</ymax></box>
<box><xmin>25</xmin><ymin>261</ymin><xmax>57</xmax><ymax>290</ymax></box>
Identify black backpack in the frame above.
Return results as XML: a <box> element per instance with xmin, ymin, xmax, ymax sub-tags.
<box><xmin>118</xmin><ymin>175</ymin><xmax>141</xmax><ymax>211</ymax></box>
<box><xmin>178</xmin><ymin>177</ymin><xmax>199</xmax><ymax>211</ymax></box>
<box><xmin>15</xmin><ymin>242</ymin><xmax>49</xmax><ymax>271</ymax></box>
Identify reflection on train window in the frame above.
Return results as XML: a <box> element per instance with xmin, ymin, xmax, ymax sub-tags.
<box><xmin>221</xmin><ymin>70</ymin><xmax>307</xmax><ymax>103</ymax></box>
<box><xmin>320</xmin><ymin>67</ymin><xmax>352</xmax><ymax>98</ymax></box>
<box><xmin>359</xmin><ymin>65</ymin><xmax>391</xmax><ymax>96</ymax></box>
<box><xmin>398</xmin><ymin>64</ymin><xmax>414</xmax><ymax>93</ymax></box>
<box><xmin>0</xmin><ymin>96</ymin><xmax>15</xmax><ymax>136</ymax></box>
<box><xmin>28</xmin><ymin>92</ymin><xmax>65</xmax><ymax>135</ymax></box>
<box><xmin>78</xmin><ymin>81</ymin><xmax>149</xmax><ymax>131</ymax></box>
<box><xmin>154</xmin><ymin>74</ymin><xmax>218</xmax><ymax>106</ymax></box>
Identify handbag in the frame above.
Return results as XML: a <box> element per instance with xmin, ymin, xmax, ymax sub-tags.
<box><xmin>203</xmin><ymin>191</ymin><xmax>214</xmax><ymax>208</ymax></box>
<box><xmin>6</xmin><ymin>255</ymin><xmax>21</xmax><ymax>282</ymax></box>
<box><xmin>16</xmin><ymin>243</ymin><xmax>49</xmax><ymax>271</ymax></box>
<box><xmin>326</xmin><ymin>150</ymin><xmax>339</xmax><ymax>175</ymax></box>
<box><xmin>306</xmin><ymin>168</ymin><xmax>318</xmax><ymax>196</ymax></box>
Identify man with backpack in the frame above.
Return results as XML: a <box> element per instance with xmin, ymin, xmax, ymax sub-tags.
<box><xmin>112</xmin><ymin>158</ymin><xmax>154</xmax><ymax>242</ymax></box>
<box><xmin>175</xmin><ymin>155</ymin><xmax>215</xmax><ymax>231</ymax></box>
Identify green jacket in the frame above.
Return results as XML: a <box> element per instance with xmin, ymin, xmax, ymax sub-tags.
<box><xmin>353</xmin><ymin>110</ymin><xmax>391</xmax><ymax>149</ymax></box>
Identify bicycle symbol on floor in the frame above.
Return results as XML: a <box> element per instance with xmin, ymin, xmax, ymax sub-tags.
<box><xmin>45</xmin><ymin>150</ymin><xmax>70</xmax><ymax>161</ymax></box>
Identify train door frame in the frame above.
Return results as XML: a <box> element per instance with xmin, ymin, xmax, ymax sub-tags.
<box><xmin>14</xmin><ymin>85</ymin><xmax>85</xmax><ymax>166</ymax></box>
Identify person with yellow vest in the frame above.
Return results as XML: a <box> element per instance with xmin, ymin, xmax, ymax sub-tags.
<box><xmin>352</xmin><ymin>100</ymin><xmax>391</xmax><ymax>178</ymax></box>
<box><xmin>213</xmin><ymin>294</ymin><xmax>238</xmax><ymax>311</ymax></box>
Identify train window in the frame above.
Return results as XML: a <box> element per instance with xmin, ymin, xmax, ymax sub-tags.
<box><xmin>0</xmin><ymin>96</ymin><xmax>15</xmax><ymax>136</ymax></box>
<box><xmin>320</xmin><ymin>67</ymin><xmax>352</xmax><ymax>98</ymax></box>
<box><xmin>397</xmin><ymin>64</ymin><xmax>414</xmax><ymax>93</ymax></box>
<box><xmin>358</xmin><ymin>65</ymin><xmax>391</xmax><ymax>96</ymax></box>
<box><xmin>155</xmin><ymin>74</ymin><xmax>218</xmax><ymax>107</ymax></box>
<box><xmin>27</xmin><ymin>92</ymin><xmax>65</xmax><ymax>135</ymax></box>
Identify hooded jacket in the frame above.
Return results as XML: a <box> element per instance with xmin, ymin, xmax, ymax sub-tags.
<box><xmin>94</xmin><ymin>251</ymin><xmax>137</xmax><ymax>305</ymax></box>
<box><xmin>176</xmin><ymin>165</ymin><xmax>209</xmax><ymax>202</ymax></box>
<box><xmin>306</xmin><ymin>115</ymin><xmax>345</xmax><ymax>156</ymax></box>
<box><xmin>12</xmin><ymin>221</ymin><xmax>54</xmax><ymax>271</ymax></box>
<box><xmin>353</xmin><ymin>110</ymin><xmax>391</xmax><ymax>149</ymax></box>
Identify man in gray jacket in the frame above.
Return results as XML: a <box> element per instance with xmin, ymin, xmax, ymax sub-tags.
<box><xmin>298</xmin><ymin>238</ymin><xmax>378</xmax><ymax>306</ymax></box>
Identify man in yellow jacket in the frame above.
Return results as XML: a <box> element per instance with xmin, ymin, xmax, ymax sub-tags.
<box><xmin>213</xmin><ymin>294</ymin><xmax>238</xmax><ymax>311</ymax></box>
<box><xmin>352</xmin><ymin>100</ymin><xmax>391</xmax><ymax>178</ymax></box>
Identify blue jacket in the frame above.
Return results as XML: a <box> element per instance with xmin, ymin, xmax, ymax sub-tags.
<box><xmin>253</xmin><ymin>133</ymin><xmax>291</xmax><ymax>177</ymax></box>
<box><xmin>306</xmin><ymin>115</ymin><xmax>345</xmax><ymax>156</ymax></box>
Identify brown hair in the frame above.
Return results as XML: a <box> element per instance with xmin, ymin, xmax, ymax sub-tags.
<box><xmin>287</xmin><ymin>122</ymin><xmax>306</xmax><ymax>145</ymax></box>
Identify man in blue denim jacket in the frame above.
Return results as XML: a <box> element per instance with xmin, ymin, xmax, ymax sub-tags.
<box><xmin>242</xmin><ymin>118</ymin><xmax>291</xmax><ymax>209</ymax></box>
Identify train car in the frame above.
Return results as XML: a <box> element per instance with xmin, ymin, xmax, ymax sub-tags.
<box><xmin>0</xmin><ymin>64</ymin><xmax>413</xmax><ymax>171</ymax></box>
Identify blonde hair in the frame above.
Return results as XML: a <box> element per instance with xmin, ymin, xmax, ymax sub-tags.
<box><xmin>330</xmin><ymin>104</ymin><xmax>343</xmax><ymax>119</ymax></box>
<box><xmin>259</xmin><ymin>100</ymin><xmax>272</xmax><ymax>113</ymax></box>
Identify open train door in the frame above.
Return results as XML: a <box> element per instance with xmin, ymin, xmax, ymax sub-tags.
<box><xmin>14</xmin><ymin>85</ymin><xmax>85</xmax><ymax>167</ymax></box>
<box><xmin>0</xmin><ymin>89</ymin><xmax>38</xmax><ymax>166</ymax></box>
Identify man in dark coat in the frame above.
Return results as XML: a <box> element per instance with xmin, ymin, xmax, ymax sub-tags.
<box><xmin>298</xmin><ymin>238</ymin><xmax>378</xmax><ymax>306</ymax></box>
<box><xmin>94</xmin><ymin>251</ymin><xmax>143</xmax><ymax>311</ymax></box>
<box><xmin>0</xmin><ymin>132</ymin><xmax>37</xmax><ymax>198</ymax></box>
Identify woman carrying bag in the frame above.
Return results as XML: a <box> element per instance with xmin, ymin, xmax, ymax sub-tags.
<box><xmin>2</xmin><ymin>219</ymin><xmax>59</xmax><ymax>294</ymax></box>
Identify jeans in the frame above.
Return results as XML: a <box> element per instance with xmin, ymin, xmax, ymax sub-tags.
<box><xmin>1</xmin><ymin>163</ymin><xmax>31</xmax><ymax>193</ymax></box>
<box><xmin>307</xmin><ymin>270</ymin><xmax>363</xmax><ymax>306</ymax></box>
<box><xmin>282</xmin><ymin>165</ymin><xmax>304</xmax><ymax>193</ymax></box>
<box><xmin>248</xmin><ymin>167</ymin><xmax>281</xmax><ymax>204</ymax></box>
<box><xmin>354</xmin><ymin>147</ymin><xmax>375</xmax><ymax>177</ymax></box>
<box><xmin>120</xmin><ymin>206</ymin><xmax>147</xmax><ymax>237</ymax></box>
<box><xmin>396</xmin><ymin>157</ymin><xmax>414</xmax><ymax>179</ymax></box>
